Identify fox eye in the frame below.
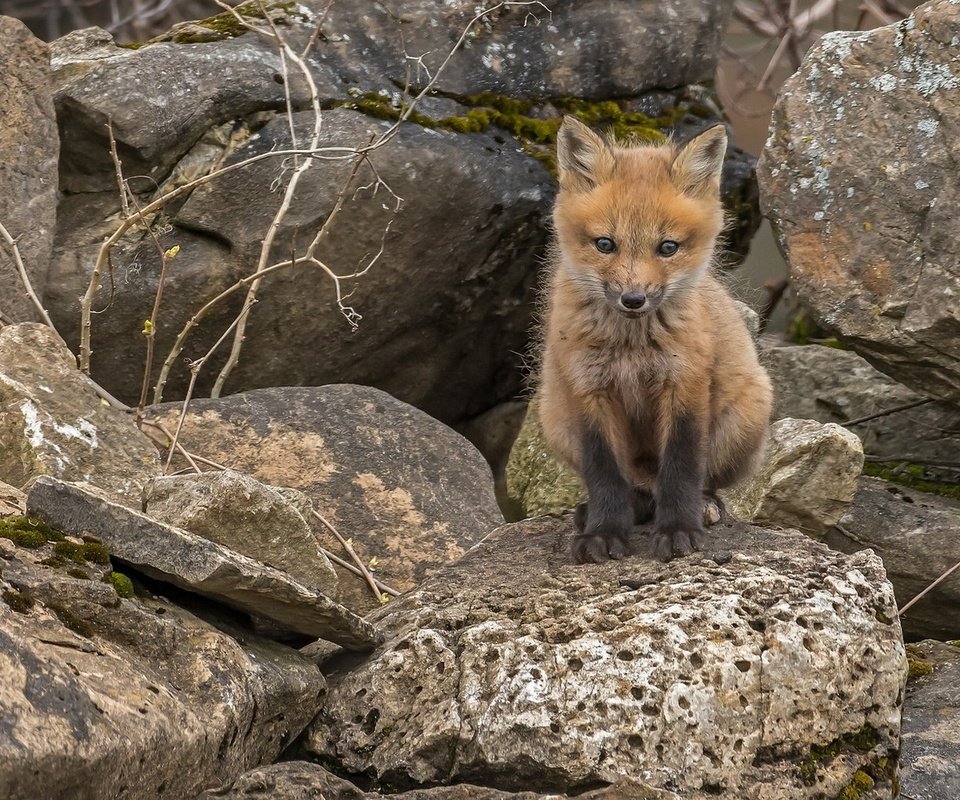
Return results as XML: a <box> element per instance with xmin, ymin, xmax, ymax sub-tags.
<box><xmin>657</xmin><ymin>240</ymin><xmax>680</xmax><ymax>257</ymax></box>
<box><xmin>595</xmin><ymin>237</ymin><xmax>617</xmax><ymax>254</ymax></box>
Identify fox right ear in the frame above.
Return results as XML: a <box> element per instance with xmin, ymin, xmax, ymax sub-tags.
<box><xmin>557</xmin><ymin>116</ymin><xmax>612</xmax><ymax>190</ymax></box>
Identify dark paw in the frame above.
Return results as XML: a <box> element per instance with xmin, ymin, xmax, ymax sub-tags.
<box><xmin>651</xmin><ymin>526</ymin><xmax>705</xmax><ymax>562</ymax></box>
<box><xmin>572</xmin><ymin>523</ymin><xmax>631</xmax><ymax>564</ymax></box>
<box><xmin>573</xmin><ymin>502</ymin><xmax>588</xmax><ymax>533</ymax></box>
<box><xmin>632</xmin><ymin>488</ymin><xmax>656</xmax><ymax>524</ymax></box>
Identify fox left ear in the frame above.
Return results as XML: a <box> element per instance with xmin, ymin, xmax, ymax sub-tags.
<box><xmin>671</xmin><ymin>124</ymin><xmax>727</xmax><ymax>197</ymax></box>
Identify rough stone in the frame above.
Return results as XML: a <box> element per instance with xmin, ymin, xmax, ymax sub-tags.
<box><xmin>202</xmin><ymin>761</ymin><xmax>680</xmax><ymax>799</ymax></box>
<box><xmin>899</xmin><ymin>640</ymin><xmax>960</xmax><ymax>800</ymax></box>
<box><xmin>142</xmin><ymin>470</ymin><xmax>339</xmax><ymax>598</ymax></box>
<box><xmin>145</xmin><ymin>385</ymin><xmax>503</xmax><ymax>613</ymax></box>
<box><xmin>763</xmin><ymin>344</ymin><xmax>960</xmax><ymax>481</ymax></box>
<box><xmin>0</xmin><ymin>16</ymin><xmax>58</xmax><ymax>324</ymax></box>
<box><xmin>305</xmin><ymin>517</ymin><xmax>905</xmax><ymax>798</ymax></box>
<box><xmin>0</xmin><ymin>323</ymin><xmax>161</xmax><ymax>504</ymax></box>
<box><xmin>0</xmin><ymin>481</ymin><xmax>25</xmax><ymax>518</ymax></box>
<box><xmin>315</xmin><ymin>0</ymin><xmax>733</xmax><ymax>99</ymax></box>
<box><xmin>723</xmin><ymin>418</ymin><xmax>864</xmax><ymax>535</ymax></box>
<box><xmin>758</xmin><ymin>0</ymin><xmax>960</xmax><ymax>402</ymax></box>
<box><xmin>0</xmin><ymin>523</ymin><xmax>326</xmax><ymax>800</ymax></box>
<box><xmin>26</xmin><ymin>476</ymin><xmax>380</xmax><ymax>649</ymax></box>
<box><xmin>824</xmin><ymin>478</ymin><xmax>960</xmax><ymax>641</ymax></box>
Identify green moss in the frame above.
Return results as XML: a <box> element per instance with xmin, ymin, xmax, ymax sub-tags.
<box><xmin>948</xmin><ymin>640</ymin><xmax>960</xmax><ymax>648</ymax></box>
<box><xmin>0</xmin><ymin>516</ymin><xmax>65</xmax><ymax>549</ymax></box>
<box><xmin>862</xmin><ymin>461</ymin><xmax>960</xmax><ymax>501</ymax></box>
<box><xmin>107</xmin><ymin>572</ymin><xmax>135</xmax><ymax>599</ymax></box>
<box><xmin>52</xmin><ymin>541</ymin><xmax>85</xmax><ymax>564</ymax></box>
<box><xmin>907</xmin><ymin>657</ymin><xmax>934</xmax><ymax>680</ymax></box>
<box><xmin>80</xmin><ymin>542</ymin><xmax>111</xmax><ymax>566</ymax></box>
<box><xmin>140</xmin><ymin>0</ymin><xmax>307</xmax><ymax>45</ymax></box>
<box><xmin>835</xmin><ymin>768</ymin><xmax>875</xmax><ymax>799</ymax></box>
<box><xmin>2</xmin><ymin>588</ymin><xmax>34</xmax><ymax>613</ymax></box>
<box><xmin>40</xmin><ymin>555</ymin><xmax>67</xmax><ymax>568</ymax></box>
<box><xmin>66</xmin><ymin>568</ymin><xmax>90</xmax><ymax>580</ymax></box>
<box><xmin>348</xmin><ymin>93</ymin><xmax>438</xmax><ymax>128</ymax></box>
<box><xmin>47</xmin><ymin>603</ymin><xmax>94</xmax><ymax>638</ymax></box>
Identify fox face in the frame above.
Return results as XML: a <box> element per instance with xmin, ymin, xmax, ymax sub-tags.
<box><xmin>553</xmin><ymin>118</ymin><xmax>727</xmax><ymax>316</ymax></box>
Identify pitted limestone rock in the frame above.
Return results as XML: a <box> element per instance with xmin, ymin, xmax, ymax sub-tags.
<box><xmin>723</xmin><ymin>418</ymin><xmax>864</xmax><ymax>535</ymax></box>
<box><xmin>306</xmin><ymin>517</ymin><xmax>905</xmax><ymax>798</ymax></box>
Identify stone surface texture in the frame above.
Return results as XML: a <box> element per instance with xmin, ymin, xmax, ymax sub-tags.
<box><xmin>142</xmin><ymin>469</ymin><xmax>339</xmax><ymax>598</ymax></box>
<box><xmin>0</xmin><ymin>525</ymin><xmax>326</xmax><ymax>800</ymax></box>
<box><xmin>26</xmin><ymin>476</ymin><xmax>380</xmax><ymax>649</ymax></box>
<box><xmin>899</xmin><ymin>640</ymin><xmax>960</xmax><ymax>800</ymax></box>
<box><xmin>0</xmin><ymin>323</ymin><xmax>160</xmax><ymax>503</ymax></box>
<box><xmin>203</xmin><ymin>761</ymin><xmax>682</xmax><ymax>800</ymax></box>
<box><xmin>758</xmin><ymin>0</ymin><xmax>960</xmax><ymax>402</ymax></box>
<box><xmin>824</xmin><ymin>477</ymin><xmax>960</xmax><ymax>641</ymax></box>
<box><xmin>724</xmin><ymin>418</ymin><xmax>864</xmax><ymax>534</ymax></box>
<box><xmin>0</xmin><ymin>16</ymin><xmax>58</xmax><ymax>323</ymax></box>
<box><xmin>306</xmin><ymin>517</ymin><xmax>905</xmax><ymax>799</ymax></box>
<box><xmin>146</xmin><ymin>386</ymin><xmax>503</xmax><ymax>613</ymax></box>
<box><xmin>763</xmin><ymin>344</ymin><xmax>960</xmax><ymax>480</ymax></box>
<box><xmin>0</xmin><ymin>481</ymin><xmax>25</xmax><ymax>518</ymax></box>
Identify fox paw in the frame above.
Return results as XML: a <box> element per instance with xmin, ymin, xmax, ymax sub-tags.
<box><xmin>703</xmin><ymin>495</ymin><xmax>724</xmax><ymax>526</ymax></box>
<box><xmin>651</xmin><ymin>527</ymin><xmax>705</xmax><ymax>562</ymax></box>
<box><xmin>572</xmin><ymin>523</ymin><xmax>631</xmax><ymax>564</ymax></box>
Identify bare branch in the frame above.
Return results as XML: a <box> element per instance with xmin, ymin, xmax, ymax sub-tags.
<box><xmin>899</xmin><ymin>558</ymin><xmax>960</xmax><ymax>616</ymax></box>
<box><xmin>0</xmin><ymin>221</ymin><xmax>57</xmax><ymax>331</ymax></box>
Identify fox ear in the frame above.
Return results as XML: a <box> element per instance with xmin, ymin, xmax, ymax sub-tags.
<box><xmin>557</xmin><ymin>116</ymin><xmax>612</xmax><ymax>190</ymax></box>
<box><xmin>671</xmin><ymin>124</ymin><xmax>727</xmax><ymax>197</ymax></box>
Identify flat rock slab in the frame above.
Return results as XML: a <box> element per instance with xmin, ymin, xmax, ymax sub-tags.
<box><xmin>202</xmin><ymin>761</ymin><xmax>681</xmax><ymax>799</ymax></box>
<box><xmin>0</xmin><ymin>527</ymin><xmax>326</xmax><ymax>800</ymax></box>
<box><xmin>758</xmin><ymin>0</ymin><xmax>960</xmax><ymax>402</ymax></box>
<box><xmin>306</xmin><ymin>517</ymin><xmax>906</xmax><ymax>798</ymax></box>
<box><xmin>0</xmin><ymin>323</ymin><xmax>161</xmax><ymax>504</ymax></box>
<box><xmin>900</xmin><ymin>640</ymin><xmax>960</xmax><ymax>800</ymax></box>
<box><xmin>825</xmin><ymin>478</ymin><xmax>960</xmax><ymax>641</ymax></box>
<box><xmin>26</xmin><ymin>476</ymin><xmax>380</xmax><ymax>650</ymax></box>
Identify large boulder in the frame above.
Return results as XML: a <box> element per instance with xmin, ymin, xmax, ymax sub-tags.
<box><xmin>0</xmin><ymin>16</ymin><xmax>58</xmax><ymax>323</ymax></box>
<box><xmin>145</xmin><ymin>385</ymin><xmax>503</xmax><ymax>613</ymax></box>
<box><xmin>824</xmin><ymin>477</ymin><xmax>960</xmax><ymax>641</ymax></box>
<box><xmin>305</xmin><ymin>517</ymin><xmax>905</xmax><ymax>798</ymax></box>
<box><xmin>0</xmin><ymin>515</ymin><xmax>326</xmax><ymax>800</ymax></box>
<box><xmin>899</xmin><ymin>640</ymin><xmax>960</xmax><ymax>800</ymax></box>
<box><xmin>758</xmin><ymin>0</ymin><xmax>960</xmax><ymax>402</ymax></box>
<box><xmin>0</xmin><ymin>323</ymin><xmax>160</xmax><ymax>504</ymax></box>
<box><xmin>763</xmin><ymin>344</ymin><xmax>960</xmax><ymax>480</ymax></box>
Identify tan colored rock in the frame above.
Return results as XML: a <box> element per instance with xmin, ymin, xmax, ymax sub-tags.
<box><xmin>143</xmin><ymin>470</ymin><xmax>339</xmax><ymax>598</ymax></box>
<box><xmin>0</xmin><ymin>481</ymin><xmax>24</xmax><ymax>518</ymax></box>
<box><xmin>724</xmin><ymin>418</ymin><xmax>863</xmax><ymax>534</ymax></box>
<box><xmin>305</xmin><ymin>516</ymin><xmax>905</xmax><ymax>798</ymax></box>
<box><xmin>0</xmin><ymin>323</ymin><xmax>160</xmax><ymax>504</ymax></box>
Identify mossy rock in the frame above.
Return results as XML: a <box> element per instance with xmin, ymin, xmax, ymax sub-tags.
<box><xmin>141</xmin><ymin>0</ymin><xmax>307</xmax><ymax>45</ymax></box>
<box><xmin>0</xmin><ymin>515</ymin><xmax>64</xmax><ymax>549</ymax></box>
<box><xmin>107</xmin><ymin>572</ymin><xmax>135</xmax><ymax>599</ymax></box>
<box><xmin>504</xmin><ymin>398</ymin><xmax>584</xmax><ymax>519</ymax></box>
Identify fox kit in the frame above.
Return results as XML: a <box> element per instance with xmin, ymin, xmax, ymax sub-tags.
<box><xmin>539</xmin><ymin>117</ymin><xmax>773</xmax><ymax>563</ymax></box>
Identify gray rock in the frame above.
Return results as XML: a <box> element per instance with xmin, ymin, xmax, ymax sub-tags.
<box><xmin>758</xmin><ymin>0</ymin><xmax>960</xmax><ymax>402</ymax></box>
<box><xmin>316</xmin><ymin>0</ymin><xmax>733</xmax><ymax>99</ymax></box>
<box><xmin>824</xmin><ymin>478</ymin><xmax>960</xmax><ymax>641</ymax></box>
<box><xmin>0</xmin><ymin>323</ymin><xmax>161</xmax><ymax>504</ymax></box>
<box><xmin>202</xmin><ymin>761</ymin><xmax>680</xmax><ymax>799</ymax></box>
<box><xmin>145</xmin><ymin>385</ymin><xmax>503</xmax><ymax>614</ymax></box>
<box><xmin>0</xmin><ymin>481</ymin><xmax>25</xmax><ymax>518</ymax></box>
<box><xmin>25</xmin><ymin>476</ymin><xmax>380</xmax><ymax>649</ymax></box>
<box><xmin>305</xmin><ymin>516</ymin><xmax>905</xmax><ymax>798</ymax></box>
<box><xmin>900</xmin><ymin>640</ymin><xmax>960</xmax><ymax>800</ymax></box>
<box><xmin>0</xmin><ymin>16</ymin><xmax>58</xmax><ymax>324</ymax></box>
<box><xmin>723</xmin><ymin>418</ymin><xmax>864</xmax><ymax>535</ymax></box>
<box><xmin>143</xmin><ymin>470</ymin><xmax>339</xmax><ymax>598</ymax></box>
<box><xmin>0</xmin><ymin>522</ymin><xmax>326</xmax><ymax>800</ymax></box>
<box><xmin>764</xmin><ymin>344</ymin><xmax>960</xmax><ymax>481</ymax></box>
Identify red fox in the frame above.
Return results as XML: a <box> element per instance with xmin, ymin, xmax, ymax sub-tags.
<box><xmin>538</xmin><ymin>117</ymin><xmax>773</xmax><ymax>563</ymax></box>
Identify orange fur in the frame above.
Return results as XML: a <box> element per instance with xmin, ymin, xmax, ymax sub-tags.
<box><xmin>538</xmin><ymin>118</ymin><xmax>773</xmax><ymax>560</ymax></box>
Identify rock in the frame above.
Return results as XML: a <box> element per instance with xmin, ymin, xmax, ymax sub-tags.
<box><xmin>763</xmin><ymin>344</ymin><xmax>960</xmax><ymax>481</ymax></box>
<box><xmin>824</xmin><ymin>477</ymin><xmax>960</xmax><ymax>641</ymax></box>
<box><xmin>305</xmin><ymin>516</ymin><xmax>905</xmax><ymax>798</ymax></box>
<box><xmin>758</xmin><ymin>0</ymin><xmax>960</xmax><ymax>402</ymax></box>
<box><xmin>0</xmin><ymin>481</ymin><xmax>25</xmax><ymax>518</ymax></box>
<box><xmin>317</xmin><ymin>0</ymin><xmax>733</xmax><ymax>99</ymax></box>
<box><xmin>457</xmin><ymin>400</ymin><xmax>528</xmax><ymax>482</ymax></box>
<box><xmin>145</xmin><ymin>386</ymin><xmax>503</xmax><ymax>613</ymax></box>
<box><xmin>723</xmin><ymin>418</ymin><xmax>864</xmax><ymax>535</ymax></box>
<box><xmin>142</xmin><ymin>470</ymin><xmax>339</xmax><ymax>598</ymax></box>
<box><xmin>0</xmin><ymin>519</ymin><xmax>326</xmax><ymax>800</ymax></box>
<box><xmin>0</xmin><ymin>323</ymin><xmax>161</xmax><ymax>504</ymax></box>
<box><xmin>0</xmin><ymin>16</ymin><xmax>58</xmax><ymax>323</ymax></box>
<box><xmin>899</xmin><ymin>640</ymin><xmax>960</xmax><ymax>800</ymax></box>
<box><xmin>202</xmin><ymin>761</ymin><xmax>680</xmax><ymax>799</ymax></box>
<box><xmin>504</xmin><ymin>397</ymin><xmax>584</xmax><ymax>518</ymax></box>
<box><xmin>25</xmin><ymin>476</ymin><xmax>380</xmax><ymax>649</ymax></box>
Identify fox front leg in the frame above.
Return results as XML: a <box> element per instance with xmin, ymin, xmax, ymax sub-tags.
<box><xmin>572</xmin><ymin>427</ymin><xmax>634</xmax><ymax>563</ymax></box>
<box><xmin>652</xmin><ymin>413</ymin><xmax>707</xmax><ymax>562</ymax></box>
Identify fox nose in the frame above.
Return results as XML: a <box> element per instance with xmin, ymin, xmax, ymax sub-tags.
<box><xmin>620</xmin><ymin>291</ymin><xmax>647</xmax><ymax>310</ymax></box>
